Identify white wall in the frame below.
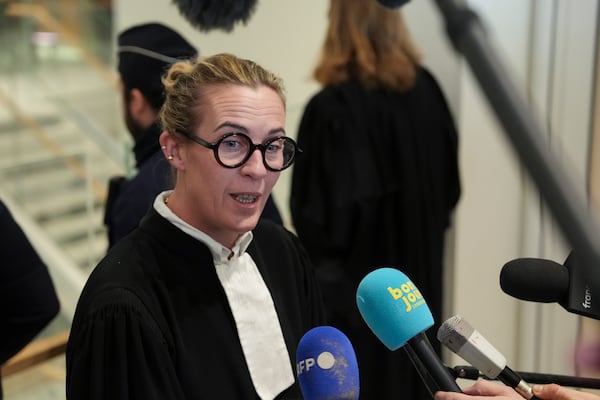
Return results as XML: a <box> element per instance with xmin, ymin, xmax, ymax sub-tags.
<box><xmin>114</xmin><ymin>0</ymin><xmax>328</xmax><ymax>227</ymax></box>
<box><xmin>435</xmin><ymin>0</ymin><xmax>598</xmax><ymax>376</ymax></box>
<box><xmin>114</xmin><ymin>0</ymin><xmax>599</xmax><ymax>377</ymax></box>
<box><xmin>446</xmin><ymin>0</ymin><xmax>534</xmax><ymax>372</ymax></box>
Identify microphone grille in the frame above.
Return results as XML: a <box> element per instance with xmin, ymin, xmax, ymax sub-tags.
<box><xmin>436</xmin><ymin>315</ymin><xmax>462</xmax><ymax>341</ymax></box>
<box><xmin>296</xmin><ymin>326</ymin><xmax>359</xmax><ymax>400</ymax></box>
<box><xmin>437</xmin><ymin>315</ymin><xmax>475</xmax><ymax>353</ymax></box>
<box><xmin>356</xmin><ymin>267</ymin><xmax>433</xmax><ymax>350</ymax></box>
<box><xmin>172</xmin><ymin>0</ymin><xmax>259</xmax><ymax>32</ymax></box>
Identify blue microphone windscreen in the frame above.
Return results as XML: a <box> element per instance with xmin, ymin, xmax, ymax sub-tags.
<box><xmin>296</xmin><ymin>326</ymin><xmax>360</xmax><ymax>400</ymax></box>
<box><xmin>356</xmin><ymin>267</ymin><xmax>434</xmax><ymax>350</ymax></box>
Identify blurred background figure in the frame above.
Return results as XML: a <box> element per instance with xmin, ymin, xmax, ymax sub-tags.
<box><xmin>105</xmin><ymin>22</ymin><xmax>284</xmax><ymax>249</ymax></box>
<box><xmin>104</xmin><ymin>22</ymin><xmax>199</xmax><ymax>248</ymax></box>
<box><xmin>0</xmin><ymin>199</ymin><xmax>60</xmax><ymax>400</ymax></box>
<box><xmin>290</xmin><ymin>0</ymin><xmax>461</xmax><ymax>398</ymax></box>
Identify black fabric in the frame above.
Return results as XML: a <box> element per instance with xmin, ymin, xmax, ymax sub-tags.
<box><xmin>0</xmin><ymin>200</ymin><xmax>60</xmax><ymax>400</ymax></box>
<box><xmin>262</xmin><ymin>195</ymin><xmax>283</xmax><ymax>226</ymax></box>
<box><xmin>104</xmin><ymin>121</ymin><xmax>171</xmax><ymax>248</ymax></box>
<box><xmin>290</xmin><ymin>67</ymin><xmax>461</xmax><ymax>400</ymax></box>
<box><xmin>67</xmin><ymin>208</ymin><xmax>326</xmax><ymax>399</ymax></box>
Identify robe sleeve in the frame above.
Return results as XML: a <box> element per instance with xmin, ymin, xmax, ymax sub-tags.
<box><xmin>66</xmin><ymin>288</ymin><xmax>185</xmax><ymax>400</ymax></box>
<box><xmin>0</xmin><ymin>200</ymin><xmax>60</xmax><ymax>365</ymax></box>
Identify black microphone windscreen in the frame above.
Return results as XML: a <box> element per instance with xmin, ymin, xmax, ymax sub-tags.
<box><xmin>500</xmin><ymin>258</ymin><xmax>569</xmax><ymax>303</ymax></box>
<box><xmin>376</xmin><ymin>0</ymin><xmax>412</xmax><ymax>9</ymax></box>
<box><xmin>171</xmin><ymin>0</ymin><xmax>258</xmax><ymax>32</ymax></box>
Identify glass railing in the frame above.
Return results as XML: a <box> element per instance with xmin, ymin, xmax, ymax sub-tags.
<box><xmin>0</xmin><ymin>2</ymin><xmax>126</xmax><ymax>397</ymax></box>
<box><xmin>0</xmin><ymin>0</ymin><xmax>126</xmax><ymax>267</ymax></box>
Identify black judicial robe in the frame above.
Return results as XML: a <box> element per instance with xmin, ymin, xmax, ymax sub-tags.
<box><xmin>290</xmin><ymin>67</ymin><xmax>461</xmax><ymax>399</ymax></box>
<box><xmin>66</xmin><ymin>208</ymin><xmax>325</xmax><ymax>399</ymax></box>
<box><xmin>0</xmin><ymin>200</ymin><xmax>60</xmax><ymax>400</ymax></box>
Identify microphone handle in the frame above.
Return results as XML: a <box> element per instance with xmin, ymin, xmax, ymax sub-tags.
<box><xmin>404</xmin><ymin>344</ymin><xmax>438</xmax><ymax>398</ymax></box>
<box><xmin>450</xmin><ymin>365</ymin><xmax>600</xmax><ymax>389</ymax></box>
<box><xmin>519</xmin><ymin>371</ymin><xmax>600</xmax><ymax>390</ymax></box>
<box><xmin>498</xmin><ymin>366</ymin><xmax>537</xmax><ymax>400</ymax></box>
<box><xmin>408</xmin><ymin>333</ymin><xmax>462</xmax><ymax>393</ymax></box>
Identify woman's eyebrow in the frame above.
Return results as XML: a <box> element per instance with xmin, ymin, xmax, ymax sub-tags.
<box><xmin>267</xmin><ymin>127</ymin><xmax>286</xmax><ymax>136</ymax></box>
<box><xmin>215</xmin><ymin>122</ymin><xmax>286</xmax><ymax>137</ymax></box>
<box><xmin>215</xmin><ymin>122</ymin><xmax>246</xmax><ymax>132</ymax></box>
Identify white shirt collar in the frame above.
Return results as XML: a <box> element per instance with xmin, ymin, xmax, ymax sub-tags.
<box><xmin>152</xmin><ymin>190</ymin><xmax>294</xmax><ymax>398</ymax></box>
<box><xmin>153</xmin><ymin>190</ymin><xmax>253</xmax><ymax>262</ymax></box>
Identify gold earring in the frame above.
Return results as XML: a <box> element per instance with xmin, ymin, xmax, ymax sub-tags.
<box><xmin>167</xmin><ymin>155</ymin><xmax>174</xmax><ymax>160</ymax></box>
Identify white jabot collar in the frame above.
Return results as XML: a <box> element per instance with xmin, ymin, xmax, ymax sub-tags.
<box><xmin>153</xmin><ymin>191</ymin><xmax>294</xmax><ymax>399</ymax></box>
<box><xmin>154</xmin><ymin>191</ymin><xmax>252</xmax><ymax>259</ymax></box>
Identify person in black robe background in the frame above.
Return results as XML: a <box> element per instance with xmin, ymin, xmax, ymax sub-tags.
<box><xmin>290</xmin><ymin>1</ymin><xmax>461</xmax><ymax>398</ymax></box>
<box><xmin>67</xmin><ymin>53</ymin><xmax>325</xmax><ymax>399</ymax></box>
<box><xmin>0</xmin><ymin>199</ymin><xmax>60</xmax><ymax>400</ymax></box>
<box><xmin>104</xmin><ymin>23</ymin><xmax>198</xmax><ymax>249</ymax></box>
<box><xmin>105</xmin><ymin>23</ymin><xmax>282</xmax><ymax>249</ymax></box>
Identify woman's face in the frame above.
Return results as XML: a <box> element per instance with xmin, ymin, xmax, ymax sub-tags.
<box><xmin>162</xmin><ymin>84</ymin><xmax>285</xmax><ymax>248</ymax></box>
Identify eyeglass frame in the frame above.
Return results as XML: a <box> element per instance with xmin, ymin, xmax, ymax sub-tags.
<box><xmin>178</xmin><ymin>131</ymin><xmax>302</xmax><ymax>172</ymax></box>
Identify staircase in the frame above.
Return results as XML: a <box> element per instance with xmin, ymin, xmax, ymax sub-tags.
<box><xmin>0</xmin><ymin>57</ymin><xmax>127</xmax><ymax>275</ymax></box>
<box><xmin>0</xmin><ymin>3</ymin><xmax>129</xmax><ymax>399</ymax></box>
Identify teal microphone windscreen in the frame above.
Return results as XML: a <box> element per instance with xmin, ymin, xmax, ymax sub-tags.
<box><xmin>356</xmin><ymin>267</ymin><xmax>434</xmax><ymax>350</ymax></box>
<box><xmin>296</xmin><ymin>326</ymin><xmax>360</xmax><ymax>400</ymax></box>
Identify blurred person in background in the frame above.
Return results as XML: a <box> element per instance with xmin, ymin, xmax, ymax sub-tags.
<box><xmin>105</xmin><ymin>23</ymin><xmax>282</xmax><ymax>249</ymax></box>
<box><xmin>290</xmin><ymin>1</ymin><xmax>461</xmax><ymax>398</ymax></box>
<box><xmin>0</xmin><ymin>199</ymin><xmax>60</xmax><ymax>400</ymax></box>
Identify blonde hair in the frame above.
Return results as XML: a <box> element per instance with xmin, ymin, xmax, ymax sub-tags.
<box><xmin>314</xmin><ymin>0</ymin><xmax>422</xmax><ymax>91</ymax></box>
<box><xmin>160</xmin><ymin>53</ymin><xmax>286</xmax><ymax>136</ymax></box>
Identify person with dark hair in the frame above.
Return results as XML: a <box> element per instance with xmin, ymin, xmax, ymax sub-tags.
<box><xmin>0</xmin><ymin>199</ymin><xmax>60</xmax><ymax>400</ymax></box>
<box><xmin>290</xmin><ymin>1</ymin><xmax>461</xmax><ymax>399</ymax></box>
<box><xmin>66</xmin><ymin>53</ymin><xmax>325</xmax><ymax>399</ymax></box>
<box><xmin>105</xmin><ymin>23</ymin><xmax>282</xmax><ymax>248</ymax></box>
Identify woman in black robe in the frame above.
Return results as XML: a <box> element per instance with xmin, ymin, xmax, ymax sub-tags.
<box><xmin>66</xmin><ymin>53</ymin><xmax>326</xmax><ymax>400</ymax></box>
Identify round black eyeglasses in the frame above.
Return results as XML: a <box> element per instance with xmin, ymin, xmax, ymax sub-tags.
<box><xmin>183</xmin><ymin>132</ymin><xmax>301</xmax><ymax>171</ymax></box>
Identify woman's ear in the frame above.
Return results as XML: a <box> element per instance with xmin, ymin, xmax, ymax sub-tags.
<box><xmin>159</xmin><ymin>131</ymin><xmax>185</xmax><ymax>170</ymax></box>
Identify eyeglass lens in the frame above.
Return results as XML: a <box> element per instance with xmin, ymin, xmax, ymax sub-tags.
<box><xmin>217</xmin><ymin>134</ymin><xmax>296</xmax><ymax>171</ymax></box>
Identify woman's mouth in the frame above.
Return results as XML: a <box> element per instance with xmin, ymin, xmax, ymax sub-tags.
<box><xmin>232</xmin><ymin>194</ymin><xmax>258</xmax><ymax>204</ymax></box>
